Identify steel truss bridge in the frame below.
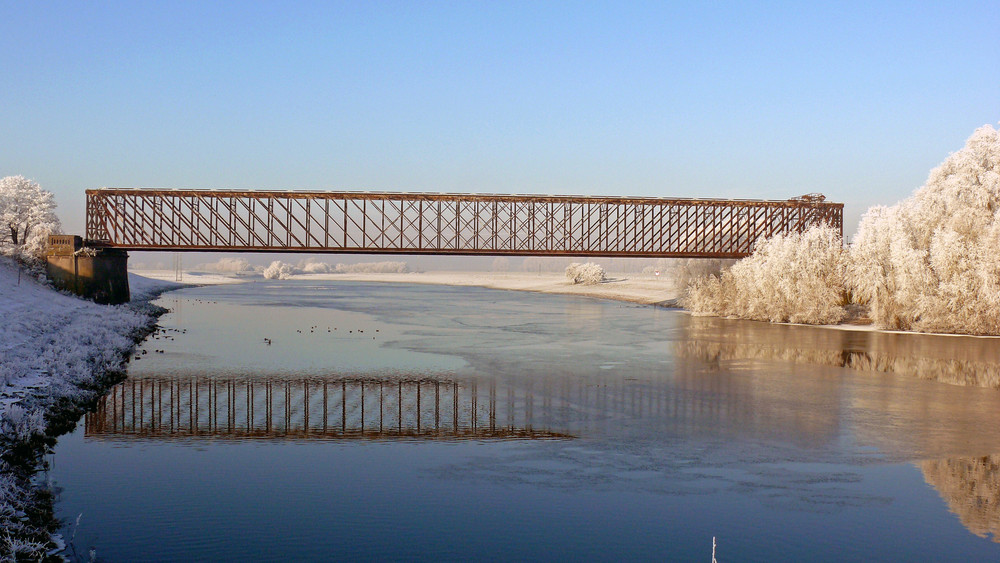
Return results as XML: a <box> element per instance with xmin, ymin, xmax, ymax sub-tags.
<box><xmin>85</xmin><ymin>189</ymin><xmax>843</xmax><ymax>258</ymax></box>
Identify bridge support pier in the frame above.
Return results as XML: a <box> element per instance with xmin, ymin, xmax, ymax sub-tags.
<box><xmin>46</xmin><ymin>235</ymin><xmax>130</xmax><ymax>304</ymax></box>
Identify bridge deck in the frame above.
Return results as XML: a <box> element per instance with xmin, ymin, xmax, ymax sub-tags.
<box><xmin>85</xmin><ymin>189</ymin><xmax>843</xmax><ymax>258</ymax></box>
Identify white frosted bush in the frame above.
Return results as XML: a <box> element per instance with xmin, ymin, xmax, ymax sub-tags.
<box><xmin>214</xmin><ymin>257</ymin><xmax>254</xmax><ymax>272</ymax></box>
<box><xmin>195</xmin><ymin>257</ymin><xmax>254</xmax><ymax>273</ymax></box>
<box><xmin>301</xmin><ymin>261</ymin><xmax>335</xmax><ymax>274</ymax></box>
<box><xmin>0</xmin><ymin>405</ymin><xmax>45</xmax><ymax>441</ymax></box>
<box><xmin>334</xmin><ymin>261</ymin><xmax>409</xmax><ymax>274</ymax></box>
<box><xmin>3</xmin><ymin>532</ymin><xmax>49</xmax><ymax>560</ymax></box>
<box><xmin>262</xmin><ymin>261</ymin><xmax>298</xmax><ymax>279</ymax></box>
<box><xmin>849</xmin><ymin>124</ymin><xmax>1000</xmax><ymax>334</ymax></box>
<box><xmin>684</xmin><ymin>225</ymin><xmax>848</xmax><ymax>324</ymax></box>
<box><xmin>565</xmin><ymin>262</ymin><xmax>606</xmax><ymax>285</ymax></box>
<box><xmin>666</xmin><ymin>258</ymin><xmax>734</xmax><ymax>294</ymax></box>
<box><xmin>271</xmin><ymin>260</ymin><xmax>411</xmax><ymax>276</ymax></box>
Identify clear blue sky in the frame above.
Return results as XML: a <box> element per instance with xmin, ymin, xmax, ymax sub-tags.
<box><xmin>2</xmin><ymin>1</ymin><xmax>997</xmax><ymax>236</ymax></box>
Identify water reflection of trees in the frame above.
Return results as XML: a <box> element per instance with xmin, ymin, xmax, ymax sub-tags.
<box><xmin>678</xmin><ymin>316</ymin><xmax>1000</xmax><ymax>389</ymax></box>
<box><xmin>922</xmin><ymin>455</ymin><xmax>1000</xmax><ymax>542</ymax></box>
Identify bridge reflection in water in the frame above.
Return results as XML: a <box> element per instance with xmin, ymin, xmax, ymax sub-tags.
<box><xmin>86</xmin><ymin>364</ymin><xmax>847</xmax><ymax>447</ymax></box>
<box><xmin>82</xmin><ymin>361</ymin><xmax>1000</xmax><ymax>543</ymax></box>
<box><xmin>85</xmin><ymin>376</ymin><xmax>573</xmax><ymax>441</ymax></box>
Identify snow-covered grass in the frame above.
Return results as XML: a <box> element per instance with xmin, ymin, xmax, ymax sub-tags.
<box><xmin>0</xmin><ymin>258</ymin><xmax>180</xmax><ymax>558</ymax></box>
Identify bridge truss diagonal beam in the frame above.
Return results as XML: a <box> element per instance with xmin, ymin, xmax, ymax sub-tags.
<box><xmin>85</xmin><ymin>189</ymin><xmax>844</xmax><ymax>258</ymax></box>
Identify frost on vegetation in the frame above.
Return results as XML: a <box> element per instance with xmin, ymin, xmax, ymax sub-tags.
<box><xmin>0</xmin><ymin>406</ymin><xmax>45</xmax><ymax>443</ymax></box>
<box><xmin>328</xmin><ymin>261</ymin><xmax>409</xmax><ymax>274</ymax></box>
<box><xmin>0</xmin><ymin>175</ymin><xmax>62</xmax><ymax>265</ymax></box>
<box><xmin>849</xmin><ymin>124</ymin><xmax>1000</xmax><ymax>334</ymax></box>
<box><xmin>565</xmin><ymin>262</ymin><xmax>606</xmax><ymax>285</ymax></box>
<box><xmin>263</xmin><ymin>260</ymin><xmax>298</xmax><ymax>280</ymax></box>
<box><xmin>0</xmin><ymin>457</ymin><xmax>58</xmax><ymax>561</ymax></box>
<box><xmin>684</xmin><ymin>225</ymin><xmax>848</xmax><ymax>324</ymax></box>
<box><xmin>663</xmin><ymin>258</ymin><xmax>733</xmax><ymax>294</ymax></box>
<box><xmin>684</xmin><ymin>124</ymin><xmax>1000</xmax><ymax>334</ymax></box>
<box><xmin>0</xmin><ymin>257</ymin><xmax>169</xmax><ymax>558</ymax></box>
<box><xmin>265</xmin><ymin>260</ymin><xmax>410</xmax><ymax>278</ymax></box>
<box><xmin>197</xmin><ymin>257</ymin><xmax>257</xmax><ymax>273</ymax></box>
<box><xmin>300</xmin><ymin>261</ymin><xmax>334</xmax><ymax>274</ymax></box>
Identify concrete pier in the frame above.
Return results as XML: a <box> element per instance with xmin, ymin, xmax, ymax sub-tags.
<box><xmin>46</xmin><ymin>235</ymin><xmax>130</xmax><ymax>304</ymax></box>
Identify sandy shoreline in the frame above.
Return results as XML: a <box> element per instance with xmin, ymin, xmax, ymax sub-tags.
<box><xmin>134</xmin><ymin>270</ymin><xmax>682</xmax><ymax>306</ymax></box>
<box><xmin>314</xmin><ymin>271</ymin><xmax>680</xmax><ymax>305</ymax></box>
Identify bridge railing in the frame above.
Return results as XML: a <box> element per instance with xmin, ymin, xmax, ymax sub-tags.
<box><xmin>85</xmin><ymin>189</ymin><xmax>843</xmax><ymax>258</ymax></box>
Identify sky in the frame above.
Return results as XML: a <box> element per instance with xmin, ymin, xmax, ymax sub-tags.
<box><xmin>1</xmin><ymin>1</ymin><xmax>998</xmax><ymax>238</ymax></box>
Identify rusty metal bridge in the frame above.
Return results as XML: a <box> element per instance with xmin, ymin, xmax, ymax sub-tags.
<box><xmin>85</xmin><ymin>189</ymin><xmax>842</xmax><ymax>258</ymax></box>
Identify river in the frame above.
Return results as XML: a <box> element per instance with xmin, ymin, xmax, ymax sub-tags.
<box><xmin>48</xmin><ymin>280</ymin><xmax>1000</xmax><ymax>561</ymax></box>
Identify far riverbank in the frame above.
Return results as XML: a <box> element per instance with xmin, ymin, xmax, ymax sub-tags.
<box><xmin>135</xmin><ymin>270</ymin><xmax>680</xmax><ymax>306</ymax></box>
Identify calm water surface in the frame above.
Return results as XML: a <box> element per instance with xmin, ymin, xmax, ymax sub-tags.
<box><xmin>49</xmin><ymin>281</ymin><xmax>1000</xmax><ymax>561</ymax></box>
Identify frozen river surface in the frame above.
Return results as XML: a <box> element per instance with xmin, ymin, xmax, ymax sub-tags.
<box><xmin>50</xmin><ymin>281</ymin><xmax>1000</xmax><ymax>561</ymax></box>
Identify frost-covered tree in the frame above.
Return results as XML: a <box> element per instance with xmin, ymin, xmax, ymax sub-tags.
<box><xmin>679</xmin><ymin>124</ymin><xmax>1000</xmax><ymax>334</ymax></box>
<box><xmin>565</xmin><ymin>262</ymin><xmax>606</xmax><ymax>285</ymax></box>
<box><xmin>342</xmin><ymin>261</ymin><xmax>409</xmax><ymax>273</ymax></box>
<box><xmin>301</xmin><ymin>261</ymin><xmax>335</xmax><ymax>274</ymax></box>
<box><xmin>263</xmin><ymin>259</ymin><xmax>410</xmax><ymax>278</ymax></box>
<box><xmin>197</xmin><ymin>257</ymin><xmax>255</xmax><ymax>273</ymax></box>
<box><xmin>849</xmin><ymin>124</ymin><xmax>1000</xmax><ymax>334</ymax></box>
<box><xmin>684</xmin><ymin>225</ymin><xmax>848</xmax><ymax>324</ymax></box>
<box><xmin>263</xmin><ymin>260</ymin><xmax>298</xmax><ymax>279</ymax></box>
<box><xmin>0</xmin><ymin>176</ymin><xmax>61</xmax><ymax>260</ymax></box>
<box><xmin>665</xmin><ymin>258</ymin><xmax>734</xmax><ymax>294</ymax></box>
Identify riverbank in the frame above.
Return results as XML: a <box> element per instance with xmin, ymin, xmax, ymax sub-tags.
<box><xmin>135</xmin><ymin>269</ymin><xmax>681</xmax><ymax>306</ymax></box>
<box><xmin>308</xmin><ymin>271</ymin><xmax>680</xmax><ymax>305</ymax></box>
<box><xmin>0</xmin><ymin>258</ymin><xmax>183</xmax><ymax>559</ymax></box>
